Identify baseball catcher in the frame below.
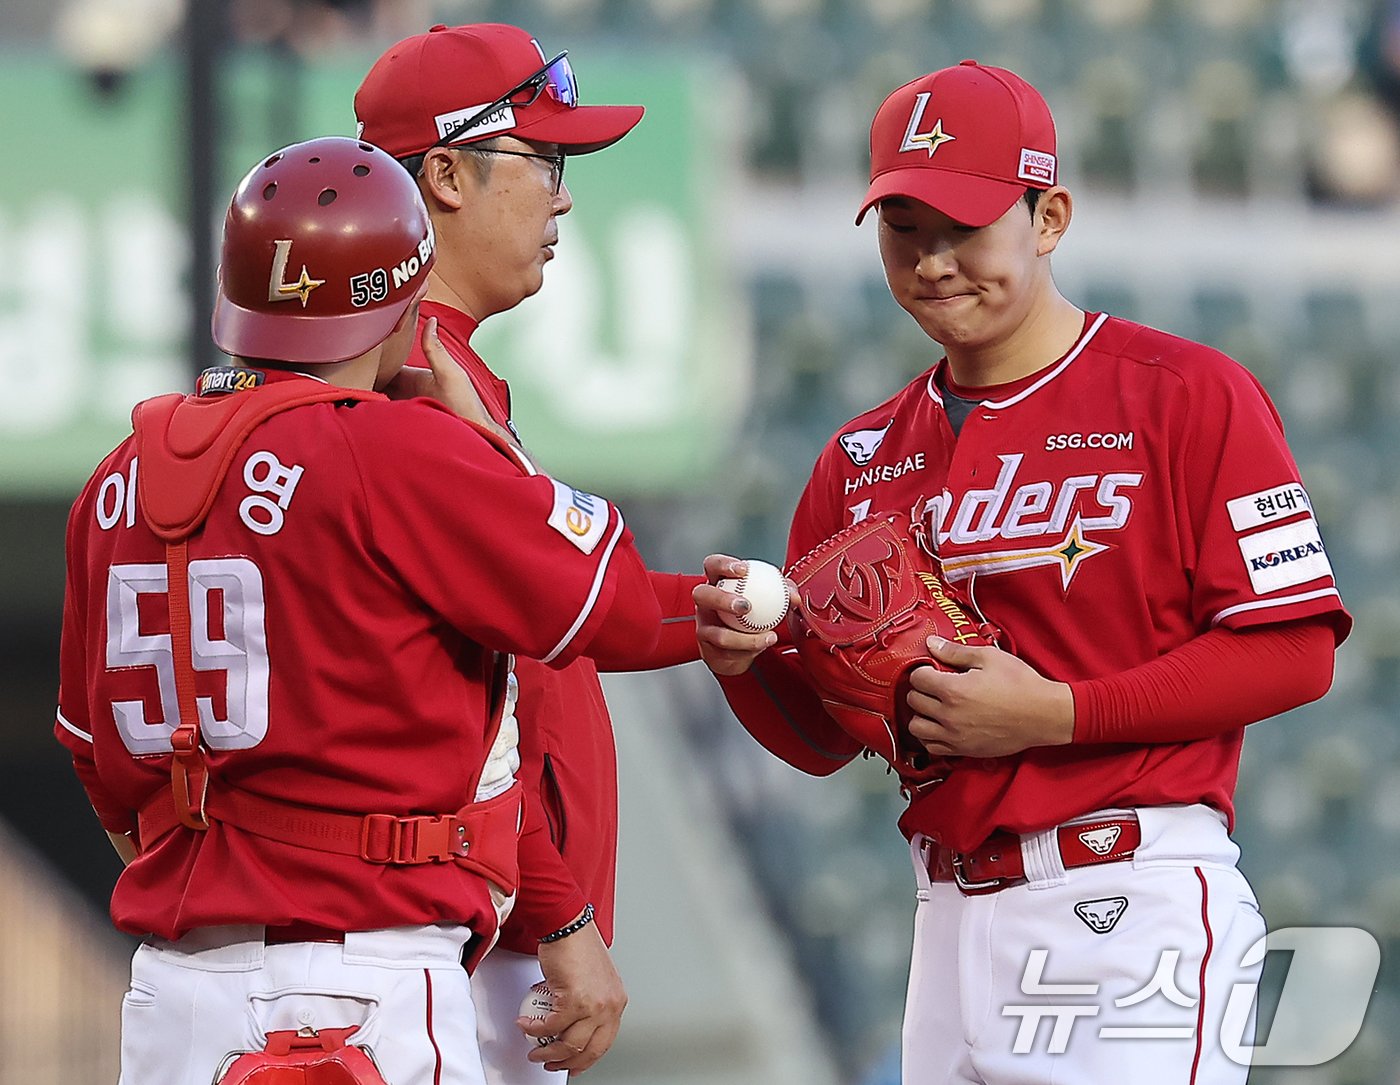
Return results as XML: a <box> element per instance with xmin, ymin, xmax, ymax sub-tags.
<box><xmin>54</xmin><ymin>135</ymin><xmax>667</xmax><ymax>1085</ymax></box>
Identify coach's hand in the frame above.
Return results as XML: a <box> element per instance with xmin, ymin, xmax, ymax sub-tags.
<box><xmin>906</xmin><ymin>637</ymin><xmax>1074</xmax><ymax>757</ymax></box>
<box><xmin>385</xmin><ymin>318</ymin><xmax>517</xmax><ymax>446</ymax></box>
<box><xmin>526</xmin><ymin>919</ymin><xmax>627</xmax><ymax>1073</ymax></box>
<box><xmin>694</xmin><ymin>555</ymin><xmax>782</xmax><ymax>676</ymax></box>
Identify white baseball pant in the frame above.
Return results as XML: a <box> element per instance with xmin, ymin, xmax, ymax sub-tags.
<box><xmin>903</xmin><ymin>804</ymin><xmax>1265</xmax><ymax>1085</ymax></box>
<box><xmin>117</xmin><ymin>923</ymin><xmax>487</xmax><ymax>1085</ymax></box>
<box><xmin>473</xmin><ymin>947</ymin><xmax>556</xmax><ymax>1083</ymax></box>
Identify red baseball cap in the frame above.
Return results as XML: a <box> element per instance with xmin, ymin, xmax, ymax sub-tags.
<box><xmin>856</xmin><ymin>60</ymin><xmax>1057</xmax><ymax>228</ymax></box>
<box><xmin>354</xmin><ymin>23</ymin><xmax>644</xmax><ymax>158</ymax></box>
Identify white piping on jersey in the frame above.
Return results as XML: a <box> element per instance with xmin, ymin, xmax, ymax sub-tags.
<box><xmin>924</xmin><ymin>369</ymin><xmax>944</xmax><ymax>405</ymax></box>
<box><xmin>56</xmin><ymin>709</ymin><xmax>92</xmax><ymax>743</ymax></box>
<box><xmin>924</xmin><ymin>311</ymin><xmax>1110</xmax><ymax>407</ymax></box>
<box><xmin>543</xmin><ymin>513</ymin><xmax>626</xmax><ymax>664</ymax></box>
<box><xmin>1212</xmin><ymin>587</ymin><xmax>1342</xmax><ymax>626</ymax></box>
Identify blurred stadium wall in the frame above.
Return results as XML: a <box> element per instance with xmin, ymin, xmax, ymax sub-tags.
<box><xmin>3</xmin><ymin>1</ymin><xmax>1400</xmax><ymax>1083</ymax></box>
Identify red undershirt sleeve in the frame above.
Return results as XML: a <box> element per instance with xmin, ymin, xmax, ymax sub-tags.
<box><xmin>719</xmin><ymin>648</ymin><xmax>863</xmax><ymax>775</ymax></box>
<box><xmin>1070</xmin><ymin>618</ymin><xmax>1335</xmax><ymax>745</ymax></box>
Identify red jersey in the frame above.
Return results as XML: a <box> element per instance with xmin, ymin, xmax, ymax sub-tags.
<box><xmin>56</xmin><ymin>371</ymin><xmax>663</xmax><ymax>941</ymax></box>
<box><xmin>734</xmin><ymin>313</ymin><xmax>1351</xmax><ymax>852</ymax></box>
<box><xmin>411</xmin><ymin>302</ymin><xmax>701</xmax><ymax>950</ymax></box>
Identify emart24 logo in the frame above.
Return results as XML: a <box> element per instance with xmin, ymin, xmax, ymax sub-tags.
<box><xmin>1002</xmin><ymin>927</ymin><xmax>1380</xmax><ymax>1065</ymax></box>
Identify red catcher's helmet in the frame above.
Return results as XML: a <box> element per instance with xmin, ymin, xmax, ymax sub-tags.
<box><xmin>212</xmin><ymin>136</ymin><xmax>436</xmax><ymax>365</ymax></box>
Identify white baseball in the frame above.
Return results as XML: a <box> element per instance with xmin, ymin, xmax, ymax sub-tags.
<box><xmin>519</xmin><ymin>980</ymin><xmax>559</xmax><ymax>1047</ymax></box>
<box><xmin>716</xmin><ymin>559</ymin><xmax>791</xmax><ymax>632</ymax></box>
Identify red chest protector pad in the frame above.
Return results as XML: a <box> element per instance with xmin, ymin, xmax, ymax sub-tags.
<box><xmin>216</xmin><ymin>1028</ymin><xmax>386</xmax><ymax>1085</ymax></box>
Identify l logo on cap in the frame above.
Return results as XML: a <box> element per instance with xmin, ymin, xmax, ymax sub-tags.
<box><xmin>900</xmin><ymin>93</ymin><xmax>956</xmax><ymax>158</ymax></box>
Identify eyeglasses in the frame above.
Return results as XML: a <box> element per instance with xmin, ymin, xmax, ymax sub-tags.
<box><xmin>435</xmin><ymin>51</ymin><xmax>578</xmax><ymax>149</ymax></box>
<box><xmin>471</xmin><ymin>147</ymin><xmax>567</xmax><ymax>194</ymax></box>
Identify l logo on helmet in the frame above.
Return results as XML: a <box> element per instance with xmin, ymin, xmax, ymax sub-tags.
<box><xmin>900</xmin><ymin>93</ymin><xmax>956</xmax><ymax>158</ymax></box>
<box><xmin>268</xmin><ymin>240</ymin><xmax>325</xmax><ymax>308</ymax></box>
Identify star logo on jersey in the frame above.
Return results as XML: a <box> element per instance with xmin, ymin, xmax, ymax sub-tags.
<box><xmin>1074</xmin><ymin>896</ymin><xmax>1129</xmax><ymax>934</ymax></box>
<box><xmin>267</xmin><ymin>239</ymin><xmax>326</xmax><ymax>308</ymax></box>
<box><xmin>900</xmin><ymin>93</ymin><xmax>957</xmax><ymax>158</ymax></box>
<box><xmin>1055</xmin><ymin>521</ymin><xmax>1109</xmax><ymax>589</ymax></box>
<box><xmin>940</xmin><ymin>517</ymin><xmax>1110</xmax><ymax>591</ymax></box>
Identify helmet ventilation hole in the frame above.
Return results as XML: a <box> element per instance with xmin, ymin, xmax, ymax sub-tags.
<box><xmin>309</xmin><ymin>156</ymin><xmax>321</xmax><ymax>164</ymax></box>
<box><xmin>263</xmin><ymin>153</ymin><xmax>282</xmax><ymax>168</ymax></box>
<box><xmin>262</xmin><ymin>182</ymin><xmax>277</xmax><ymax>200</ymax></box>
<box><xmin>353</xmin><ymin>164</ymin><xmax>370</xmax><ymax>177</ymax></box>
<box><xmin>318</xmin><ymin>188</ymin><xmax>338</xmax><ymax>206</ymax></box>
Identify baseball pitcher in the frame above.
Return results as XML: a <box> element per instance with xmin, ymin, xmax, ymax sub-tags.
<box><xmin>696</xmin><ymin>61</ymin><xmax>1351</xmax><ymax>1085</ymax></box>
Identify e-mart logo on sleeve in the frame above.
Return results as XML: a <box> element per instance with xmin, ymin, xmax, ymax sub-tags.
<box><xmin>547</xmin><ymin>478</ymin><xmax>607</xmax><ymax>554</ymax></box>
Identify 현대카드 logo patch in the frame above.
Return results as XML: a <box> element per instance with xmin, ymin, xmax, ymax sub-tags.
<box><xmin>1226</xmin><ymin>482</ymin><xmax>1312</xmax><ymax>532</ymax></box>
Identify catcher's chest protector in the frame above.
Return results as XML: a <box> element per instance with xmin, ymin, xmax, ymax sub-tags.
<box><xmin>215</xmin><ymin>1028</ymin><xmax>387</xmax><ymax>1085</ymax></box>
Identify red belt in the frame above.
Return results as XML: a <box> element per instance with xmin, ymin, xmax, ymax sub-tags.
<box><xmin>264</xmin><ymin>922</ymin><xmax>348</xmax><ymax>945</ymax></box>
<box><xmin>929</xmin><ymin>815</ymin><xmax>1141</xmax><ymax>894</ymax></box>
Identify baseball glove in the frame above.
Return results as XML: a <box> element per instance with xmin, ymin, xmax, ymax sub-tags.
<box><xmin>786</xmin><ymin>512</ymin><xmax>998</xmax><ymax>789</ymax></box>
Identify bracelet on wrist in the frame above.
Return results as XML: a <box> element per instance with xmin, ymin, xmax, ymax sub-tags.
<box><xmin>539</xmin><ymin>902</ymin><xmax>595</xmax><ymax>944</ymax></box>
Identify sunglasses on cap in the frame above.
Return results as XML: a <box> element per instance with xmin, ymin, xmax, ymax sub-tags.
<box><xmin>434</xmin><ymin>51</ymin><xmax>578</xmax><ymax>149</ymax></box>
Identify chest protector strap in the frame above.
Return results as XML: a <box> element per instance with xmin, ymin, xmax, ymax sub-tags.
<box><xmin>134</xmin><ymin>383</ymin><xmax>380</xmax><ymax>832</ymax></box>
<box><xmin>138</xmin><ymin>779</ymin><xmax>522</xmax><ymax>893</ymax></box>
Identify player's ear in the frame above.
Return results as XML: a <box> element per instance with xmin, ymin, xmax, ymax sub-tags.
<box><xmin>1035</xmin><ymin>186</ymin><xmax>1072</xmax><ymax>256</ymax></box>
<box><xmin>419</xmin><ymin>148</ymin><xmax>467</xmax><ymax>211</ymax></box>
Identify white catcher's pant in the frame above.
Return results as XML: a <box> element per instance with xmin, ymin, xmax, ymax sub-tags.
<box><xmin>903</xmin><ymin>804</ymin><xmax>1265</xmax><ymax>1085</ymax></box>
<box><xmin>118</xmin><ymin>924</ymin><xmax>487</xmax><ymax>1085</ymax></box>
<box><xmin>473</xmin><ymin>948</ymin><xmax>556</xmax><ymax>1083</ymax></box>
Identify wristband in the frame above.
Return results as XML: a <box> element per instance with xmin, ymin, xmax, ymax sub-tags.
<box><xmin>539</xmin><ymin>903</ymin><xmax>595</xmax><ymax>944</ymax></box>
